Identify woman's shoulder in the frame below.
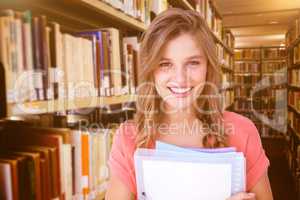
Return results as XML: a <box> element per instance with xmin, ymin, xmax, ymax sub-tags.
<box><xmin>113</xmin><ymin>120</ymin><xmax>138</xmax><ymax>148</ymax></box>
<box><xmin>223</xmin><ymin>111</ymin><xmax>260</xmax><ymax>150</ymax></box>
<box><xmin>223</xmin><ymin>111</ymin><xmax>256</xmax><ymax>127</ymax></box>
<box><xmin>223</xmin><ymin>111</ymin><xmax>258</xmax><ymax>134</ymax></box>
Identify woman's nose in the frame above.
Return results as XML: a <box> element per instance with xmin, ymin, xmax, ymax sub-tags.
<box><xmin>173</xmin><ymin>65</ymin><xmax>188</xmax><ymax>84</ymax></box>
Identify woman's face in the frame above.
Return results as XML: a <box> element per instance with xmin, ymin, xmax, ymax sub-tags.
<box><xmin>154</xmin><ymin>33</ymin><xmax>208</xmax><ymax>112</ymax></box>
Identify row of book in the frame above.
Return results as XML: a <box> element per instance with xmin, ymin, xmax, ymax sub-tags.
<box><xmin>288</xmin><ymin>91</ymin><xmax>300</xmax><ymax>111</ymax></box>
<box><xmin>261</xmin><ymin>48</ymin><xmax>286</xmax><ymax>59</ymax></box>
<box><xmin>234</xmin><ymin>49</ymin><xmax>261</xmax><ymax>60</ymax></box>
<box><xmin>100</xmin><ymin>0</ymin><xmax>165</xmax><ymax>25</ymax></box>
<box><xmin>261</xmin><ymin>62</ymin><xmax>286</xmax><ymax>73</ymax></box>
<box><xmin>286</xmin><ymin>144</ymin><xmax>300</xmax><ymax>199</ymax></box>
<box><xmin>0</xmin><ymin>9</ymin><xmax>140</xmax><ymax>104</ymax></box>
<box><xmin>233</xmin><ymin>99</ymin><xmax>261</xmax><ymax>110</ymax></box>
<box><xmin>288</xmin><ymin>69</ymin><xmax>300</xmax><ymax>86</ymax></box>
<box><xmin>255</xmin><ymin>88</ymin><xmax>286</xmax><ymax>100</ymax></box>
<box><xmin>195</xmin><ymin>0</ymin><xmax>222</xmax><ymax>39</ymax></box>
<box><xmin>195</xmin><ymin>0</ymin><xmax>235</xmax><ymax>50</ymax></box>
<box><xmin>217</xmin><ymin>44</ymin><xmax>234</xmax><ymax>68</ymax></box>
<box><xmin>223</xmin><ymin>90</ymin><xmax>234</xmax><ymax>108</ymax></box>
<box><xmin>221</xmin><ymin>73</ymin><xmax>233</xmax><ymax>89</ymax></box>
<box><xmin>258</xmin><ymin>124</ymin><xmax>286</xmax><ymax>139</ymax></box>
<box><xmin>102</xmin><ymin>0</ymin><xmax>235</xmax><ymax>53</ymax></box>
<box><xmin>288</xmin><ymin>110</ymin><xmax>300</xmax><ymax>176</ymax></box>
<box><xmin>235</xmin><ymin>63</ymin><xmax>260</xmax><ymax>73</ymax></box>
<box><xmin>234</xmin><ymin>76</ymin><xmax>260</xmax><ymax>85</ymax></box>
<box><xmin>288</xmin><ymin>111</ymin><xmax>300</xmax><ymax>138</ymax></box>
<box><xmin>223</xmin><ymin>30</ymin><xmax>235</xmax><ymax>50</ymax></box>
<box><xmin>261</xmin><ymin>73</ymin><xmax>286</xmax><ymax>85</ymax></box>
<box><xmin>234</xmin><ymin>48</ymin><xmax>286</xmax><ymax>60</ymax></box>
<box><xmin>234</xmin><ymin>88</ymin><xmax>253</xmax><ymax>97</ymax></box>
<box><xmin>286</xmin><ymin>15</ymin><xmax>300</xmax><ymax>47</ymax></box>
<box><xmin>260</xmin><ymin>97</ymin><xmax>285</xmax><ymax>110</ymax></box>
<box><xmin>294</xmin><ymin>42</ymin><xmax>300</xmax><ymax>64</ymax></box>
<box><xmin>0</xmin><ymin>121</ymin><xmax>116</xmax><ymax>200</ymax></box>
<box><xmin>286</xmin><ymin>15</ymin><xmax>300</xmax><ymax>199</ymax></box>
<box><xmin>235</xmin><ymin>62</ymin><xmax>286</xmax><ymax>74</ymax></box>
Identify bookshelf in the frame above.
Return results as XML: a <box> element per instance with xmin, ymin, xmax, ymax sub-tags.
<box><xmin>286</xmin><ymin>14</ymin><xmax>300</xmax><ymax>199</ymax></box>
<box><xmin>0</xmin><ymin>0</ymin><xmax>235</xmax><ymax>200</ymax></box>
<box><xmin>7</xmin><ymin>95</ymin><xmax>137</xmax><ymax>116</ymax></box>
<box><xmin>77</xmin><ymin>0</ymin><xmax>147</xmax><ymax>31</ymax></box>
<box><xmin>234</xmin><ymin>47</ymin><xmax>287</xmax><ymax>139</ymax></box>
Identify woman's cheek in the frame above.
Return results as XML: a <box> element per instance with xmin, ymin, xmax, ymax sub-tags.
<box><xmin>190</xmin><ymin>67</ymin><xmax>207</xmax><ymax>83</ymax></box>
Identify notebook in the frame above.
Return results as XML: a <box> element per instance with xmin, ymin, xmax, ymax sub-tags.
<box><xmin>134</xmin><ymin>142</ymin><xmax>246</xmax><ymax>200</ymax></box>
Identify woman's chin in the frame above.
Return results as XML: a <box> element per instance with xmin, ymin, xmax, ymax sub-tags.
<box><xmin>163</xmin><ymin>100</ymin><xmax>193</xmax><ymax>112</ymax></box>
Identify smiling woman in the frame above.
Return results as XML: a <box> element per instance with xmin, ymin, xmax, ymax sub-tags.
<box><xmin>105</xmin><ymin>8</ymin><xmax>273</xmax><ymax>200</ymax></box>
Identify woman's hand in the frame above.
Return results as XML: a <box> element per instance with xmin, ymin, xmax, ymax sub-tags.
<box><xmin>226</xmin><ymin>192</ymin><xmax>256</xmax><ymax>200</ymax></box>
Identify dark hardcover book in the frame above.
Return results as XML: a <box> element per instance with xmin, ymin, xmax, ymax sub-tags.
<box><xmin>0</xmin><ymin>62</ymin><xmax>7</xmax><ymax>118</ymax></box>
<box><xmin>39</xmin><ymin>15</ymin><xmax>49</xmax><ymax>100</ymax></box>
<box><xmin>32</xmin><ymin>17</ymin><xmax>44</xmax><ymax>100</ymax></box>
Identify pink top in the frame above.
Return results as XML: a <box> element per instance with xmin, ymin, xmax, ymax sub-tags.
<box><xmin>108</xmin><ymin>111</ymin><xmax>270</xmax><ymax>198</ymax></box>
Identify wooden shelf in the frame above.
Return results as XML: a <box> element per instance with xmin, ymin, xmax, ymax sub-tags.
<box><xmin>288</xmin><ymin>104</ymin><xmax>300</xmax><ymax>116</ymax></box>
<box><xmin>288</xmin><ymin>123</ymin><xmax>300</xmax><ymax>141</ymax></box>
<box><xmin>234</xmin><ymin>73</ymin><xmax>260</xmax><ymax>76</ymax></box>
<box><xmin>212</xmin><ymin>33</ymin><xmax>234</xmax><ymax>55</ymax></box>
<box><xmin>288</xmin><ymin>84</ymin><xmax>300</xmax><ymax>90</ymax></box>
<box><xmin>169</xmin><ymin>0</ymin><xmax>195</xmax><ymax>10</ymax></box>
<box><xmin>261</xmin><ymin>58</ymin><xmax>286</xmax><ymax>61</ymax></box>
<box><xmin>221</xmin><ymin>65</ymin><xmax>234</xmax><ymax>73</ymax></box>
<box><xmin>0</xmin><ymin>0</ymin><xmax>147</xmax><ymax>32</ymax></box>
<box><xmin>234</xmin><ymin>97</ymin><xmax>260</xmax><ymax>101</ymax></box>
<box><xmin>288</xmin><ymin>63</ymin><xmax>300</xmax><ymax>70</ymax></box>
<box><xmin>235</xmin><ymin>59</ymin><xmax>260</xmax><ymax>62</ymax></box>
<box><xmin>76</xmin><ymin>0</ymin><xmax>147</xmax><ymax>32</ymax></box>
<box><xmin>235</xmin><ymin>71</ymin><xmax>260</xmax><ymax>74</ymax></box>
<box><xmin>7</xmin><ymin>95</ymin><xmax>137</xmax><ymax>116</ymax></box>
<box><xmin>287</xmin><ymin>36</ymin><xmax>300</xmax><ymax>50</ymax></box>
<box><xmin>236</xmin><ymin>84</ymin><xmax>256</xmax><ymax>88</ymax></box>
<box><xmin>220</xmin><ymin>85</ymin><xmax>236</xmax><ymax>91</ymax></box>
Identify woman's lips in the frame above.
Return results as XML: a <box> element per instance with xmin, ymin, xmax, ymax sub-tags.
<box><xmin>167</xmin><ymin>87</ymin><xmax>193</xmax><ymax>98</ymax></box>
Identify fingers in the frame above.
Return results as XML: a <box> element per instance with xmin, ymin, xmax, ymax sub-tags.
<box><xmin>226</xmin><ymin>192</ymin><xmax>256</xmax><ymax>200</ymax></box>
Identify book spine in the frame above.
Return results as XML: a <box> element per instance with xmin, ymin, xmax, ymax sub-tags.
<box><xmin>32</xmin><ymin>17</ymin><xmax>44</xmax><ymax>100</ymax></box>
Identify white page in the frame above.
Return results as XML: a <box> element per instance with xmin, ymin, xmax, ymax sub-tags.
<box><xmin>142</xmin><ymin>160</ymin><xmax>232</xmax><ymax>200</ymax></box>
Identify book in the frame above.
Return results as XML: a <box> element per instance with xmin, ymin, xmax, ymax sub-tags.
<box><xmin>134</xmin><ymin>142</ymin><xmax>245</xmax><ymax>200</ymax></box>
<box><xmin>0</xmin><ymin>158</ymin><xmax>19</xmax><ymax>200</ymax></box>
<box><xmin>1</xmin><ymin>9</ymin><xmax>142</xmax><ymax>110</ymax></box>
<box><xmin>0</xmin><ymin>162</ymin><xmax>13</xmax><ymax>200</ymax></box>
<box><xmin>0</xmin><ymin>119</ymin><xmax>118</xmax><ymax>200</ymax></box>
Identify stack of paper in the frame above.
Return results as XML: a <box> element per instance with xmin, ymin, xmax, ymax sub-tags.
<box><xmin>134</xmin><ymin>141</ymin><xmax>246</xmax><ymax>200</ymax></box>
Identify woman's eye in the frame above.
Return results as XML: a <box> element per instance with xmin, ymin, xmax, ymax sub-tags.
<box><xmin>159</xmin><ymin>62</ymin><xmax>172</xmax><ymax>68</ymax></box>
<box><xmin>188</xmin><ymin>61</ymin><xmax>201</xmax><ymax>66</ymax></box>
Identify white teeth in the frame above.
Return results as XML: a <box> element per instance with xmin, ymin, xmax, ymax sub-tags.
<box><xmin>169</xmin><ymin>87</ymin><xmax>192</xmax><ymax>94</ymax></box>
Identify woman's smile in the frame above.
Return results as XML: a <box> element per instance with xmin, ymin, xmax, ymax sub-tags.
<box><xmin>167</xmin><ymin>86</ymin><xmax>194</xmax><ymax>97</ymax></box>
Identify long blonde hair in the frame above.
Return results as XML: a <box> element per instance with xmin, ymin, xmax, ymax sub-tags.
<box><xmin>134</xmin><ymin>8</ymin><xmax>228</xmax><ymax>148</ymax></box>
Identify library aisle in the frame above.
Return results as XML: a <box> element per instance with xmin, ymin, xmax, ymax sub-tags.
<box><xmin>0</xmin><ymin>0</ymin><xmax>300</xmax><ymax>199</ymax></box>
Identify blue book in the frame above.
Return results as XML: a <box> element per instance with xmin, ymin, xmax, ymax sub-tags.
<box><xmin>156</xmin><ymin>140</ymin><xmax>237</xmax><ymax>153</ymax></box>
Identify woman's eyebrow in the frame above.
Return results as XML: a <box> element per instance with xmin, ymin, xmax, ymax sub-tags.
<box><xmin>185</xmin><ymin>55</ymin><xmax>203</xmax><ymax>60</ymax></box>
<box><xmin>159</xmin><ymin>57</ymin><xmax>172</xmax><ymax>61</ymax></box>
<box><xmin>160</xmin><ymin>55</ymin><xmax>203</xmax><ymax>61</ymax></box>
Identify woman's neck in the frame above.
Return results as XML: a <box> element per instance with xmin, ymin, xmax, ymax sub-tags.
<box><xmin>161</xmin><ymin>105</ymin><xmax>197</xmax><ymax>123</ymax></box>
<box><xmin>157</xmin><ymin>108</ymin><xmax>205</xmax><ymax>148</ymax></box>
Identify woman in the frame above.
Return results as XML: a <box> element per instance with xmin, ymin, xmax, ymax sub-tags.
<box><xmin>105</xmin><ymin>8</ymin><xmax>273</xmax><ymax>200</ymax></box>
